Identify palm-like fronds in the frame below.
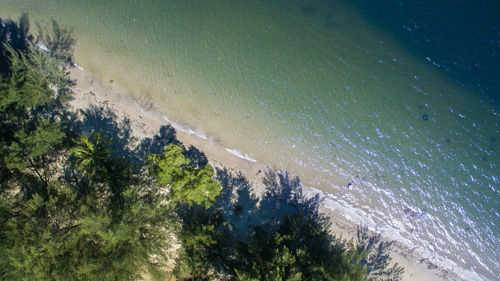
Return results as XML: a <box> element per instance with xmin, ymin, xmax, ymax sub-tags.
<box><xmin>71</xmin><ymin>132</ymin><xmax>112</xmax><ymax>178</ymax></box>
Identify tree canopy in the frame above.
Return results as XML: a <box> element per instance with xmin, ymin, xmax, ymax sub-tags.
<box><xmin>147</xmin><ymin>143</ymin><xmax>222</xmax><ymax>209</ymax></box>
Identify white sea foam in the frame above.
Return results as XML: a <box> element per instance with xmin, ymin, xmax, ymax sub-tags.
<box><xmin>300</xmin><ymin>182</ymin><xmax>489</xmax><ymax>281</ymax></box>
<box><xmin>188</xmin><ymin>128</ymin><xmax>208</xmax><ymax>140</ymax></box>
<box><xmin>162</xmin><ymin>115</ymin><xmax>188</xmax><ymax>134</ymax></box>
<box><xmin>73</xmin><ymin>63</ymin><xmax>84</xmax><ymax>71</ymax></box>
<box><xmin>36</xmin><ymin>41</ymin><xmax>86</xmax><ymax>71</ymax></box>
<box><xmin>225</xmin><ymin>148</ymin><xmax>257</xmax><ymax>162</ymax></box>
<box><xmin>162</xmin><ymin>115</ymin><xmax>208</xmax><ymax>140</ymax></box>
<box><xmin>36</xmin><ymin>43</ymin><xmax>49</xmax><ymax>52</ymax></box>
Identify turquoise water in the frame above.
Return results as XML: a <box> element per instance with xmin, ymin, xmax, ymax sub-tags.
<box><xmin>1</xmin><ymin>0</ymin><xmax>498</xmax><ymax>279</ymax></box>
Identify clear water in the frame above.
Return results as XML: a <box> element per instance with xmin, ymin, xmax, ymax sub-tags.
<box><xmin>1</xmin><ymin>0</ymin><xmax>498</xmax><ymax>279</ymax></box>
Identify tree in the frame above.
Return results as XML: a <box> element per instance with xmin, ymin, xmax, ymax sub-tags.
<box><xmin>0</xmin><ymin>44</ymin><xmax>71</xmax><ymax>196</ymax></box>
<box><xmin>4</xmin><ymin>117</ymin><xmax>65</xmax><ymax>196</ymax></box>
<box><xmin>234</xmin><ymin>227</ymin><xmax>303</xmax><ymax>281</ymax></box>
<box><xmin>71</xmin><ymin>132</ymin><xmax>114</xmax><ymax>179</ymax></box>
<box><xmin>65</xmin><ymin>134</ymin><xmax>175</xmax><ymax>280</ymax></box>
<box><xmin>232</xmin><ymin>212</ymin><xmax>363</xmax><ymax>281</ymax></box>
<box><xmin>0</xmin><ymin>16</ymin><xmax>176</xmax><ymax>279</ymax></box>
<box><xmin>148</xmin><ymin>144</ymin><xmax>225</xmax><ymax>280</ymax></box>
<box><xmin>1</xmin><ymin>132</ymin><xmax>176</xmax><ymax>281</ymax></box>
<box><xmin>1</xmin><ymin>182</ymin><xmax>81</xmax><ymax>280</ymax></box>
<box><xmin>173</xmin><ymin>208</ymin><xmax>227</xmax><ymax>280</ymax></box>
<box><xmin>0</xmin><ymin>15</ymin><xmax>74</xmax><ymax>191</ymax></box>
<box><xmin>147</xmin><ymin>144</ymin><xmax>222</xmax><ymax>209</ymax></box>
<box><xmin>1</xmin><ymin>177</ymin><xmax>175</xmax><ymax>281</ymax></box>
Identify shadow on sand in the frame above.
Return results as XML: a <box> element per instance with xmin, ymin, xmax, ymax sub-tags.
<box><xmin>213</xmin><ymin>168</ymin><xmax>324</xmax><ymax>241</ymax></box>
<box><xmin>68</xmin><ymin>104</ymin><xmax>207</xmax><ymax>170</ymax></box>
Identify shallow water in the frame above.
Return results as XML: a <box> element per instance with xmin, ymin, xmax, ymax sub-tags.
<box><xmin>1</xmin><ymin>0</ymin><xmax>499</xmax><ymax>279</ymax></box>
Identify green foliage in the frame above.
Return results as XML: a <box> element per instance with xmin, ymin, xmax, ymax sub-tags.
<box><xmin>0</xmin><ymin>14</ymin><xmax>74</xmax><ymax>190</ymax></box>
<box><xmin>235</xmin><ymin>230</ymin><xmax>303</xmax><ymax>281</ymax></box>
<box><xmin>25</xmin><ymin>43</ymin><xmax>70</xmax><ymax>89</ymax></box>
<box><xmin>0</xmin><ymin>13</ymin><xmax>32</xmax><ymax>66</ymax></box>
<box><xmin>5</xmin><ymin>118</ymin><xmax>65</xmax><ymax>171</ymax></box>
<box><xmin>148</xmin><ymin>143</ymin><xmax>190</xmax><ymax>185</ymax></box>
<box><xmin>1</xmin><ymin>178</ymin><xmax>174</xmax><ymax>281</ymax></box>
<box><xmin>173</xmin><ymin>209</ymin><xmax>226</xmax><ymax>280</ymax></box>
<box><xmin>0</xmin><ymin>48</ymin><xmax>69</xmax><ymax>196</ymax></box>
<box><xmin>1</xmin><ymin>182</ymin><xmax>78</xmax><ymax>280</ymax></box>
<box><xmin>71</xmin><ymin>184</ymin><xmax>174</xmax><ymax>280</ymax></box>
<box><xmin>71</xmin><ymin>132</ymin><xmax>114</xmax><ymax>178</ymax></box>
<box><xmin>0</xmin><ymin>45</ymin><xmax>53</xmax><ymax>116</ymax></box>
<box><xmin>233</xmin><ymin>212</ymin><xmax>366</xmax><ymax>281</ymax></box>
<box><xmin>0</xmin><ymin>42</ymin><xmax>70</xmax><ymax>195</ymax></box>
<box><xmin>1</xmin><ymin>133</ymin><xmax>175</xmax><ymax>280</ymax></box>
<box><xmin>148</xmin><ymin>144</ymin><xmax>222</xmax><ymax>208</ymax></box>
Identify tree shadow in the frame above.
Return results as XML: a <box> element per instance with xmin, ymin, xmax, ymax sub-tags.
<box><xmin>0</xmin><ymin>13</ymin><xmax>31</xmax><ymax>72</ymax></box>
<box><xmin>68</xmin><ymin>104</ymin><xmax>207</xmax><ymax>169</ymax></box>
<box><xmin>261</xmin><ymin>169</ymin><xmax>323</xmax><ymax>218</ymax></box>
<box><xmin>170</xmin><ymin>161</ymin><xmax>403</xmax><ymax>279</ymax></box>
<box><xmin>133</xmin><ymin>124</ymin><xmax>179</xmax><ymax>164</ymax></box>
<box><xmin>172</xmin><ymin>167</ymin><xmax>325</xmax><ymax>278</ymax></box>
<box><xmin>211</xmin><ymin>167</ymin><xmax>324</xmax><ymax>242</ymax></box>
<box><xmin>356</xmin><ymin>225</ymin><xmax>405</xmax><ymax>280</ymax></box>
<box><xmin>184</xmin><ymin>145</ymin><xmax>208</xmax><ymax>169</ymax></box>
<box><xmin>71</xmin><ymin>105</ymin><xmax>136</xmax><ymax>159</ymax></box>
<box><xmin>213</xmin><ymin>167</ymin><xmax>260</xmax><ymax>240</ymax></box>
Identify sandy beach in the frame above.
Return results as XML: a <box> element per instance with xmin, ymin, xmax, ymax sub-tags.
<box><xmin>69</xmin><ymin>68</ymin><xmax>465</xmax><ymax>281</ymax></box>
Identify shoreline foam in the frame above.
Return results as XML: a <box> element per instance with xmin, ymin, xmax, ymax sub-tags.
<box><xmin>69</xmin><ymin>66</ymin><xmax>473</xmax><ymax>281</ymax></box>
<box><xmin>225</xmin><ymin>148</ymin><xmax>258</xmax><ymax>163</ymax></box>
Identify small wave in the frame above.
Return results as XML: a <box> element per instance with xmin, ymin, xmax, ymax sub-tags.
<box><xmin>162</xmin><ymin>115</ymin><xmax>188</xmax><ymax>134</ymax></box>
<box><xmin>72</xmin><ymin>63</ymin><xmax>84</xmax><ymax>71</ymax></box>
<box><xmin>302</xmin><ymin>184</ymin><xmax>489</xmax><ymax>281</ymax></box>
<box><xmin>36</xmin><ymin>42</ymin><xmax>85</xmax><ymax>71</ymax></box>
<box><xmin>162</xmin><ymin>116</ymin><xmax>208</xmax><ymax>140</ymax></box>
<box><xmin>35</xmin><ymin>43</ymin><xmax>49</xmax><ymax>52</ymax></box>
<box><xmin>188</xmin><ymin>128</ymin><xmax>208</xmax><ymax>140</ymax></box>
<box><xmin>225</xmin><ymin>148</ymin><xmax>257</xmax><ymax>162</ymax></box>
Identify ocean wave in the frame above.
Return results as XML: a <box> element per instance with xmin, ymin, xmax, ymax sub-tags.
<box><xmin>162</xmin><ymin>115</ymin><xmax>188</xmax><ymax>134</ymax></box>
<box><xmin>225</xmin><ymin>148</ymin><xmax>257</xmax><ymax>162</ymax></box>
<box><xmin>301</xmin><ymin>182</ymin><xmax>489</xmax><ymax>281</ymax></box>
<box><xmin>162</xmin><ymin>115</ymin><xmax>208</xmax><ymax>140</ymax></box>
<box><xmin>35</xmin><ymin>43</ymin><xmax>49</xmax><ymax>52</ymax></box>
<box><xmin>73</xmin><ymin>63</ymin><xmax>84</xmax><ymax>71</ymax></box>
<box><xmin>188</xmin><ymin>128</ymin><xmax>208</xmax><ymax>140</ymax></box>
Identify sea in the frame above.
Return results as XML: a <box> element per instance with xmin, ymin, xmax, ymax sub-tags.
<box><xmin>1</xmin><ymin>0</ymin><xmax>498</xmax><ymax>280</ymax></box>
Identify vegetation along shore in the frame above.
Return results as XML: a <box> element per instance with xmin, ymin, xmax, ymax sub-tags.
<box><xmin>0</xmin><ymin>15</ymin><xmax>462</xmax><ymax>281</ymax></box>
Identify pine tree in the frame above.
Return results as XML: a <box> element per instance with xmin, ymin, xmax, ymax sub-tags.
<box><xmin>173</xmin><ymin>208</ymin><xmax>225</xmax><ymax>280</ymax></box>
<box><xmin>233</xmin><ymin>212</ymin><xmax>368</xmax><ymax>281</ymax></box>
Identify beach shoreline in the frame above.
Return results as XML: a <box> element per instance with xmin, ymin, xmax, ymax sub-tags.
<box><xmin>68</xmin><ymin>67</ymin><xmax>468</xmax><ymax>281</ymax></box>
